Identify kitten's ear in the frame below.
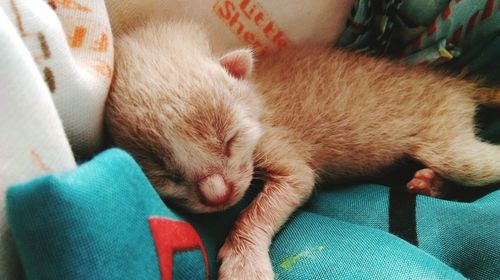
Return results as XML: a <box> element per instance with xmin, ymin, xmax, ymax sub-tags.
<box><xmin>219</xmin><ymin>49</ymin><xmax>253</xmax><ymax>79</ymax></box>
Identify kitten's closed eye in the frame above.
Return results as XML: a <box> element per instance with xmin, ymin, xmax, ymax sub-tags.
<box><xmin>149</xmin><ymin>150</ymin><xmax>185</xmax><ymax>184</ymax></box>
<box><xmin>164</xmin><ymin>170</ymin><xmax>184</xmax><ymax>184</ymax></box>
<box><xmin>224</xmin><ymin>132</ymin><xmax>239</xmax><ymax>157</ymax></box>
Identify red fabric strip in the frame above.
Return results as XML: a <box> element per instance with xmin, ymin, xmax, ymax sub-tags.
<box><xmin>148</xmin><ymin>217</ymin><xmax>209</xmax><ymax>280</ymax></box>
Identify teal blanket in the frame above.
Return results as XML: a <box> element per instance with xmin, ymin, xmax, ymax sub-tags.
<box><xmin>6</xmin><ymin>149</ymin><xmax>500</xmax><ymax>279</ymax></box>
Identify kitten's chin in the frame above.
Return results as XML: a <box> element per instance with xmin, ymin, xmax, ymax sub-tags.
<box><xmin>193</xmin><ymin>203</ymin><xmax>236</xmax><ymax>214</ymax></box>
<box><xmin>191</xmin><ymin>192</ymin><xmax>244</xmax><ymax>213</ymax></box>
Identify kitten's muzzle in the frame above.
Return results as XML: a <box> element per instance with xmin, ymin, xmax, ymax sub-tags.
<box><xmin>198</xmin><ymin>174</ymin><xmax>234</xmax><ymax>207</ymax></box>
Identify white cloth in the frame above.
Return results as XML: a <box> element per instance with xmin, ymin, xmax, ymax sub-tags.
<box><xmin>4</xmin><ymin>0</ymin><xmax>114</xmax><ymax>157</ymax></box>
<box><xmin>0</xmin><ymin>0</ymin><xmax>112</xmax><ymax>278</ymax></box>
<box><xmin>105</xmin><ymin>0</ymin><xmax>355</xmax><ymax>54</ymax></box>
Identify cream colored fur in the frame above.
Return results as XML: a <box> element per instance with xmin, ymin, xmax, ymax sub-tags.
<box><xmin>105</xmin><ymin>20</ymin><xmax>500</xmax><ymax>279</ymax></box>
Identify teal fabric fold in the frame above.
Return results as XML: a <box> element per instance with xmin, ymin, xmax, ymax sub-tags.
<box><xmin>7</xmin><ymin>149</ymin><xmax>207</xmax><ymax>280</ymax></box>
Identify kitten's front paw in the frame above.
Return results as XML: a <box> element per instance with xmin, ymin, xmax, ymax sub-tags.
<box><xmin>218</xmin><ymin>238</ymin><xmax>274</xmax><ymax>280</ymax></box>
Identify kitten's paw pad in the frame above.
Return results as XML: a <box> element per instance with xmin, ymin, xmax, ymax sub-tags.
<box><xmin>407</xmin><ymin>168</ymin><xmax>446</xmax><ymax>197</ymax></box>
<box><xmin>218</xmin><ymin>240</ymin><xmax>273</xmax><ymax>280</ymax></box>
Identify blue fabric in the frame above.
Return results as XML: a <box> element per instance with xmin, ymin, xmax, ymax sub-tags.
<box><xmin>416</xmin><ymin>192</ymin><xmax>500</xmax><ymax>279</ymax></box>
<box><xmin>7</xmin><ymin>149</ymin><xmax>207</xmax><ymax>280</ymax></box>
<box><xmin>173</xmin><ymin>251</ymin><xmax>205</xmax><ymax>280</ymax></box>
<box><xmin>306</xmin><ymin>185</ymin><xmax>500</xmax><ymax>279</ymax></box>
<box><xmin>270</xmin><ymin>212</ymin><xmax>462</xmax><ymax>280</ymax></box>
<box><xmin>7</xmin><ymin>149</ymin><xmax>499</xmax><ymax>279</ymax></box>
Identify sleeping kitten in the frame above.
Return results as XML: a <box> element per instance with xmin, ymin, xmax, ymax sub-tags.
<box><xmin>105</xmin><ymin>20</ymin><xmax>500</xmax><ymax>279</ymax></box>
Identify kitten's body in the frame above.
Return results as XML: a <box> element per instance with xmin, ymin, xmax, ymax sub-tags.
<box><xmin>254</xmin><ymin>48</ymin><xmax>498</xmax><ymax>185</ymax></box>
<box><xmin>106</xmin><ymin>20</ymin><xmax>500</xmax><ymax>279</ymax></box>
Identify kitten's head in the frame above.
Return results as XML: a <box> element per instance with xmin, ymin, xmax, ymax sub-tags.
<box><xmin>107</xmin><ymin>45</ymin><xmax>262</xmax><ymax>213</ymax></box>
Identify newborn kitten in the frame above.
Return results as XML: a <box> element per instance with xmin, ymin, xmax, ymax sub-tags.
<box><xmin>106</xmin><ymin>21</ymin><xmax>262</xmax><ymax>213</ymax></box>
<box><xmin>105</xmin><ymin>20</ymin><xmax>500</xmax><ymax>279</ymax></box>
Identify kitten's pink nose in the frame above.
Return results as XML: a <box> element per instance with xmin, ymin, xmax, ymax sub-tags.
<box><xmin>198</xmin><ymin>174</ymin><xmax>233</xmax><ymax>207</ymax></box>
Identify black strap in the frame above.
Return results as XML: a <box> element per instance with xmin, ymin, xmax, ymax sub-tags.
<box><xmin>388</xmin><ymin>187</ymin><xmax>418</xmax><ymax>246</ymax></box>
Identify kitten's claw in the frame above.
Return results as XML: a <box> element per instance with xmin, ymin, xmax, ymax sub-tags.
<box><xmin>218</xmin><ymin>236</ymin><xmax>274</xmax><ymax>280</ymax></box>
<box><xmin>407</xmin><ymin>168</ymin><xmax>447</xmax><ymax>197</ymax></box>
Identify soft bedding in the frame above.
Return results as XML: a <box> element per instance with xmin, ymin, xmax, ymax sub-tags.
<box><xmin>8</xmin><ymin>149</ymin><xmax>500</xmax><ymax>279</ymax></box>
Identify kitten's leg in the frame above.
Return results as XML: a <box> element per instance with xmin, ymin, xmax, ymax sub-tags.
<box><xmin>218</xmin><ymin>133</ymin><xmax>315</xmax><ymax>280</ymax></box>
<box><xmin>411</xmin><ymin>135</ymin><xmax>500</xmax><ymax>187</ymax></box>
<box><xmin>407</xmin><ymin>168</ymin><xmax>448</xmax><ymax>197</ymax></box>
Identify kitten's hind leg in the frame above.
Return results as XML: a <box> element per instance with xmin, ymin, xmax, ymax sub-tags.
<box><xmin>411</xmin><ymin>134</ymin><xmax>500</xmax><ymax>187</ymax></box>
<box><xmin>407</xmin><ymin>168</ymin><xmax>448</xmax><ymax>197</ymax></box>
